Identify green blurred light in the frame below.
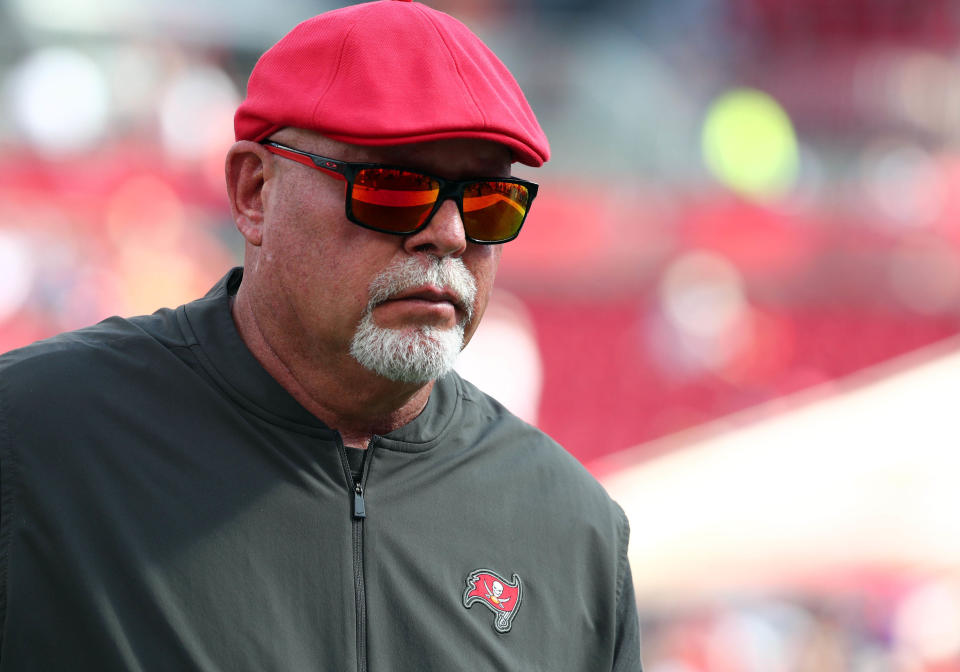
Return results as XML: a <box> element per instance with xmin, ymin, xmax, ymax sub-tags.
<box><xmin>701</xmin><ymin>88</ymin><xmax>799</xmax><ymax>200</ymax></box>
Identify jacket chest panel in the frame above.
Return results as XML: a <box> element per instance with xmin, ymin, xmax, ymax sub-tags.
<box><xmin>355</xmin><ymin>466</ymin><xmax>613</xmax><ymax>671</ymax></box>
<box><xmin>7</xmin><ymin>423</ymin><xmax>361</xmax><ymax>670</ymax></box>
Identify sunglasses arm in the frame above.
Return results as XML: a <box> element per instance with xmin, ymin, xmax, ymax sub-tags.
<box><xmin>261</xmin><ymin>143</ymin><xmax>347</xmax><ymax>182</ymax></box>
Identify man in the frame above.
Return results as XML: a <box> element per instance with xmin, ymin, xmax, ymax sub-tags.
<box><xmin>0</xmin><ymin>1</ymin><xmax>642</xmax><ymax>670</ymax></box>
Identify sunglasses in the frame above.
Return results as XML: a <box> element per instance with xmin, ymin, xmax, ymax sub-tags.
<box><xmin>261</xmin><ymin>141</ymin><xmax>538</xmax><ymax>244</ymax></box>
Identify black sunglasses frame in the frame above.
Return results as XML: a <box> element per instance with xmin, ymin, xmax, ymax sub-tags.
<box><xmin>260</xmin><ymin>141</ymin><xmax>538</xmax><ymax>244</ymax></box>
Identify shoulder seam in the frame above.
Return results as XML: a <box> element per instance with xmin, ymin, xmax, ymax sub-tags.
<box><xmin>613</xmin><ymin>503</ymin><xmax>631</xmax><ymax>607</ymax></box>
<box><xmin>0</xmin><ymin>374</ymin><xmax>19</xmax><ymax>648</ymax></box>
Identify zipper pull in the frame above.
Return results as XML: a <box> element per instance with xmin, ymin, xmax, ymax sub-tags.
<box><xmin>353</xmin><ymin>482</ymin><xmax>366</xmax><ymax>519</ymax></box>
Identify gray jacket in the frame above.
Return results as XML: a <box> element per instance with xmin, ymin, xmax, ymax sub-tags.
<box><xmin>0</xmin><ymin>268</ymin><xmax>641</xmax><ymax>671</ymax></box>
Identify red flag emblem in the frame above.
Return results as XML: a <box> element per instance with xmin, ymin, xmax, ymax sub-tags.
<box><xmin>462</xmin><ymin>568</ymin><xmax>523</xmax><ymax>633</ymax></box>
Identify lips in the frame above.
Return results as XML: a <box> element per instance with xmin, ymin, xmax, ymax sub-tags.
<box><xmin>384</xmin><ymin>285</ymin><xmax>465</xmax><ymax>314</ymax></box>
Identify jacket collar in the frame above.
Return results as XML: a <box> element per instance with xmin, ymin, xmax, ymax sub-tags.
<box><xmin>181</xmin><ymin>267</ymin><xmax>461</xmax><ymax>451</ymax></box>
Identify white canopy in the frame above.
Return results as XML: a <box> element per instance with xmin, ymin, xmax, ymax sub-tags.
<box><xmin>598</xmin><ymin>337</ymin><xmax>960</xmax><ymax>604</ymax></box>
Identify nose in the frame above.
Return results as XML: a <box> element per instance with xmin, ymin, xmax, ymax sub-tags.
<box><xmin>402</xmin><ymin>199</ymin><xmax>468</xmax><ymax>258</ymax></box>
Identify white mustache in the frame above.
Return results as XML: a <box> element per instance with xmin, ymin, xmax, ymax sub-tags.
<box><xmin>367</xmin><ymin>256</ymin><xmax>477</xmax><ymax>323</ymax></box>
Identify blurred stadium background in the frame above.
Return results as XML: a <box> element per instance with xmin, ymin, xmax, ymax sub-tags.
<box><xmin>3</xmin><ymin>0</ymin><xmax>960</xmax><ymax>669</ymax></box>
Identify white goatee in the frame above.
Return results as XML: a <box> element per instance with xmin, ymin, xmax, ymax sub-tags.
<box><xmin>349</xmin><ymin>256</ymin><xmax>477</xmax><ymax>384</ymax></box>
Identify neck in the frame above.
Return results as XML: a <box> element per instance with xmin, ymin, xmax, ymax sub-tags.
<box><xmin>230</xmin><ymin>290</ymin><xmax>434</xmax><ymax>449</ymax></box>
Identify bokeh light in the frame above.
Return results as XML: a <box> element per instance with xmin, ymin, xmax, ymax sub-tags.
<box><xmin>894</xmin><ymin>581</ymin><xmax>960</xmax><ymax>664</ymax></box>
<box><xmin>0</xmin><ymin>231</ymin><xmax>34</xmax><ymax>323</ymax></box>
<box><xmin>660</xmin><ymin>251</ymin><xmax>747</xmax><ymax>340</ymax></box>
<box><xmin>105</xmin><ymin>45</ymin><xmax>165</xmax><ymax>125</ymax></box>
<box><xmin>656</xmin><ymin>250</ymin><xmax>751</xmax><ymax>373</ymax></box>
<box><xmin>701</xmin><ymin>88</ymin><xmax>799</xmax><ymax>201</ymax></box>
<box><xmin>159</xmin><ymin>64</ymin><xmax>240</xmax><ymax>163</ymax></box>
<box><xmin>6</xmin><ymin>47</ymin><xmax>110</xmax><ymax>154</ymax></box>
<box><xmin>860</xmin><ymin>140</ymin><xmax>944</xmax><ymax>227</ymax></box>
<box><xmin>455</xmin><ymin>290</ymin><xmax>543</xmax><ymax>426</ymax></box>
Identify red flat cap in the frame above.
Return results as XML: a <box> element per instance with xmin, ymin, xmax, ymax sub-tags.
<box><xmin>235</xmin><ymin>0</ymin><xmax>550</xmax><ymax>166</ymax></box>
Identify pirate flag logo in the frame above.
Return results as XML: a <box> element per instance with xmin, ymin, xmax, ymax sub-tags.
<box><xmin>462</xmin><ymin>568</ymin><xmax>523</xmax><ymax>633</ymax></box>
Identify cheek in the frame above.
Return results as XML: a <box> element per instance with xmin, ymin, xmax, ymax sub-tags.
<box><xmin>262</xmin><ymin>175</ymin><xmax>352</xmax><ymax>273</ymax></box>
<box><xmin>463</xmin><ymin>246</ymin><xmax>502</xmax><ymax>338</ymax></box>
<box><xmin>472</xmin><ymin>245</ymin><xmax>502</xmax><ymax>296</ymax></box>
<box><xmin>259</xmin><ymin>189</ymin><xmax>358</xmax><ymax>313</ymax></box>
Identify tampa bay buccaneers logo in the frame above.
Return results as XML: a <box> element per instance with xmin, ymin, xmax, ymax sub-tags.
<box><xmin>462</xmin><ymin>568</ymin><xmax>523</xmax><ymax>633</ymax></box>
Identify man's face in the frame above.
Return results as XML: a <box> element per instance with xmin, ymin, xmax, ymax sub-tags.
<box><xmin>247</xmin><ymin>130</ymin><xmax>510</xmax><ymax>382</ymax></box>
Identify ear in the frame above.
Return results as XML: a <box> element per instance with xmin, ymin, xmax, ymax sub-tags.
<box><xmin>225</xmin><ymin>141</ymin><xmax>272</xmax><ymax>246</ymax></box>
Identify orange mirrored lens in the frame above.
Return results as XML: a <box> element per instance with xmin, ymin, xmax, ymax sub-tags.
<box><xmin>352</xmin><ymin>168</ymin><xmax>440</xmax><ymax>232</ymax></box>
<box><xmin>462</xmin><ymin>182</ymin><xmax>529</xmax><ymax>241</ymax></box>
<box><xmin>350</xmin><ymin>170</ymin><xmax>530</xmax><ymax>241</ymax></box>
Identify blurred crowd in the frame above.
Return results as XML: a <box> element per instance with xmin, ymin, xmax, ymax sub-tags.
<box><xmin>3</xmin><ymin>1</ymin><xmax>960</xmax><ymax>669</ymax></box>
<box><xmin>641</xmin><ymin>576</ymin><xmax>960</xmax><ymax>672</ymax></box>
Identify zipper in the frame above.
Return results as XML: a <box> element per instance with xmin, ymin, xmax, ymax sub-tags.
<box><xmin>336</xmin><ymin>436</ymin><xmax>376</xmax><ymax>672</ymax></box>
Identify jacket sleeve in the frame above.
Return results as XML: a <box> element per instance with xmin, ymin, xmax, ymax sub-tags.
<box><xmin>612</xmin><ymin>509</ymin><xmax>643</xmax><ymax>671</ymax></box>
<box><xmin>0</xmin><ymin>370</ymin><xmax>12</xmax><ymax>655</ymax></box>
<box><xmin>612</xmin><ymin>561</ymin><xmax>643</xmax><ymax>671</ymax></box>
